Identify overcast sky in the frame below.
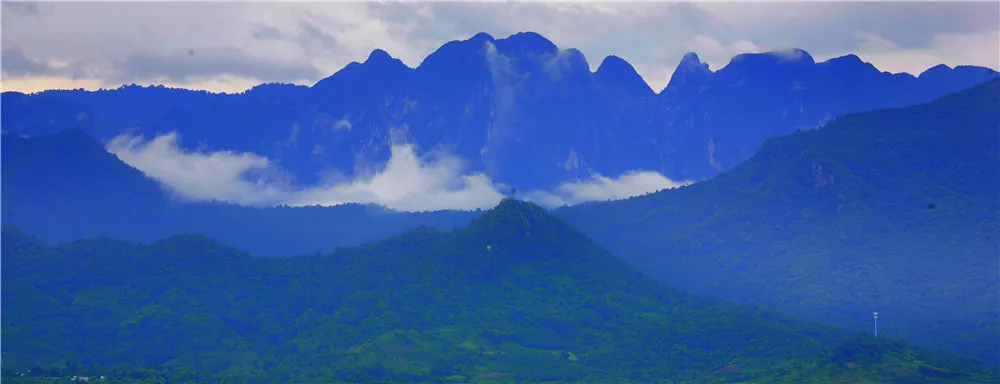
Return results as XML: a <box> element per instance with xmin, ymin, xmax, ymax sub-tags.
<box><xmin>3</xmin><ymin>1</ymin><xmax>999</xmax><ymax>93</ymax></box>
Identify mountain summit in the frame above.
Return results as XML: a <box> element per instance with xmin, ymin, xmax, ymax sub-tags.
<box><xmin>663</xmin><ymin>51</ymin><xmax>713</xmax><ymax>94</ymax></box>
<box><xmin>365</xmin><ymin>48</ymin><xmax>397</xmax><ymax>64</ymax></box>
<box><xmin>595</xmin><ymin>55</ymin><xmax>654</xmax><ymax>95</ymax></box>
<box><xmin>2</xmin><ymin>32</ymin><xmax>997</xmax><ymax>191</ymax></box>
<box><xmin>469</xmin><ymin>198</ymin><xmax>561</xmax><ymax>233</ymax></box>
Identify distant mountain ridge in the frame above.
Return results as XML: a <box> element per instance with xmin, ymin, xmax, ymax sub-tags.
<box><xmin>2</xmin><ymin>31</ymin><xmax>996</xmax><ymax>193</ymax></box>
<box><xmin>556</xmin><ymin>79</ymin><xmax>1000</xmax><ymax>363</ymax></box>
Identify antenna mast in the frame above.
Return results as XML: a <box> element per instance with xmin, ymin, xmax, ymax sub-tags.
<box><xmin>873</xmin><ymin>312</ymin><xmax>879</xmax><ymax>338</ymax></box>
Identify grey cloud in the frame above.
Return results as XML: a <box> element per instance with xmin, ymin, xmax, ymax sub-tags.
<box><xmin>367</xmin><ymin>2</ymin><xmax>717</xmax><ymax>86</ymax></box>
<box><xmin>367</xmin><ymin>2</ymin><xmax>464</xmax><ymax>41</ymax></box>
<box><xmin>834</xmin><ymin>2</ymin><xmax>998</xmax><ymax>48</ymax></box>
<box><xmin>113</xmin><ymin>47</ymin><xmax>323</xmax><ymax>84</ymax></box>
<box><xmin>2</xmin><ymin>2</ymin><xmax>39</xmax><ymax>17</ymax></box>
<box><xmin>361</xmin><ymin>3</ymin><xmax>442</xmax><ymax>44</ymax></box>
<box><xmin>250</xmin><ymin>16</ymin><xmax>338</xmax><ymax>53</ymax></box>
<box><xmin>297</xmin><ymin>15</ymin><xmax>338</xmax><ymax>51</ymax></box>
<box><xmin>702</xmin><ymin>2</ymin><xmax>1000</xmax><ymax>57</ymax></box>
<box><xmin>1</xmin><ymin>2</ymin><xmax>996</xmax><ymax>93</ymax></box>
<box><xmin>251</xmin><ymin>24</ymin><xmax>289</xmax><ymax>41</ymax></box>
<box><xmin>1</xmin><ymin>44</ymin><xmax>57</xmax><ymax>77</ymax></box>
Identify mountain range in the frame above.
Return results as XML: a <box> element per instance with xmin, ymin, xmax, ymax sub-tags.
<box><xmin>2</xmin><ymin>31</ymin><xmax>997</xmax><ymax>194</ymax></box>
<box><xmin>4</xmin><ymin>79</ymin><xmax>997</xmax><ymax>370</ymax></box>
<box><xmin>556</xmin><ymin>78</ymin><xmax>1000</xmax><ymax>362</ymax></box>
<box><xmin>3</xmin><ymin>31</ymin><xmax>999</xmax><ymax>382</ymax></box>
<box><xmin>4</xmin><ymin>200</ymin><xmax>997</xmax><ymax>383</ymax></box>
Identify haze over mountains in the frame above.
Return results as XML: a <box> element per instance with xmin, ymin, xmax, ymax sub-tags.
<box><xmin>2</xmin><ymin>32</ymin><xmax>996</xmax><ymax>210</ymax></box>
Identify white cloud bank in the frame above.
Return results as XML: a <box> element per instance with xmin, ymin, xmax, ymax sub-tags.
<box><xmin>107</xmin><ymin>132</ymin><xmax>688</xmax><ymax>211</ymax></box>
<box><xmin>289</xmin><ymin>145</ymin><xmax>505</xmax><ymax>212</ymax></box>
<box><xmin>108</xmin><ymin>133</ymin><xmax>291</xmax><ymax>206</ymax></box>
<box><xmin>525</xmin><ymin>171</ymin><xmax>692</xmax><ymax>208</ymax></box>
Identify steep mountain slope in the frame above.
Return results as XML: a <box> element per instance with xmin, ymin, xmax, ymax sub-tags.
<box><xmin>0</xmin><ymin>129</ymin><xmax>172</xmax><ymax>240</ymax></box>
<box><xmin>652</xmin><ymin>51</ymin><xmax>998</xmax><ymax>178</ymax></box>
<box><xmin>556</xmin><ymin>79</ymin><xmax>1000</xmax><ymax>362</ymax></box>
<box><xmin>2</xmin><ymin>32</ymin><xmax>995</xmax><ymax>192</ymax></box>
<box><xmin>4</xmin><ymin>200</ymin><xmax>997</xmax><ymax>383</ymax></box>
<box><xmin>1</xmin><ymin>130</ymin><xmax>477</xmax><ymax>256</ymax></box>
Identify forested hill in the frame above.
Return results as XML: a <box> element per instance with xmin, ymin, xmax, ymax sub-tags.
<box><xmin>556</xmin><ymin>79</ymin><xmax>1000</xmax><ymax>362</ymax></box>
<box><xmin>4</xmin><ymin>200</ymin><xmax>998</xmax><ymax>383</ymax></box>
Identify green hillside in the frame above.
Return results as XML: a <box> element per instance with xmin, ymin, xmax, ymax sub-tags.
<box><xmin>3</xmin><ymin>199</ymin><xmax>997</xmax><ymax>383</ymax></box>
<box><xmin>556</xmin><ymin>79</ymin><xmax>1000</xmax><ymax>362</ymax></box>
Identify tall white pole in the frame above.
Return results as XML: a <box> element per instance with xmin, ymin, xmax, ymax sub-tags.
<box><xmin>873</xmin><ymin>312</ymin><xmax>879</xmax><ymax>338</ymax></box>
